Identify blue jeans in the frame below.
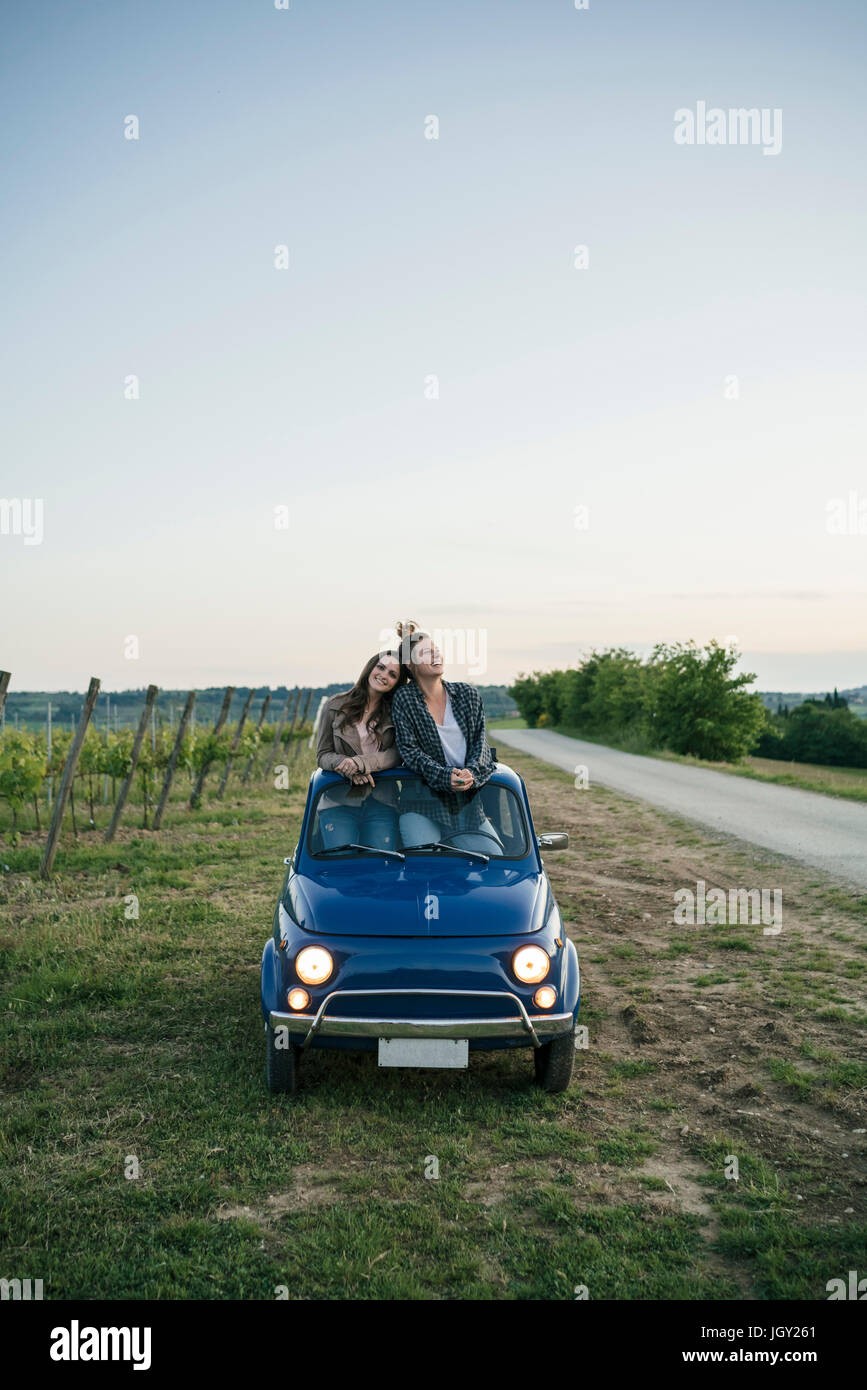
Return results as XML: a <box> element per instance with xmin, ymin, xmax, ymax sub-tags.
<box><xmin>318</xmin><ymin>797</ymin><xmax>399</xmax><ymax>852</ymax></box>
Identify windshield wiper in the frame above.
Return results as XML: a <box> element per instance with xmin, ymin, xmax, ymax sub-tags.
<box><xmin>403</xmin><ymin>841</ymin><xmax>489</xmax><ymax>864</ymax></box>
<box><xmin>317</xmin><ymin>843</ymin><xmax>406</xmax><ymax>861</ymax></box>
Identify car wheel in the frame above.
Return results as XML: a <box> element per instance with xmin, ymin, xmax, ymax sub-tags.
<box><xmin>533</xmin><ymin>1027</ymin><xmax>575</xmax><ymax>1093</ymax></box>
<box><xmin>265</xmin><ymin>1021</ymin><xmax>300</xmax><ymax>1095</ymax></box>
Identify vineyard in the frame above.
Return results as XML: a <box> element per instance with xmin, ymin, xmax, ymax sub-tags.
<box><xmin>0</xmin><ymin>673</ymin><xmax>317</xmax><ymax>870</ymax></box>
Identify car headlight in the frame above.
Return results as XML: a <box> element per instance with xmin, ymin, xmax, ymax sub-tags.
<box><xmin>295</xmin><ymin>946</ymin><xmax>334</xmax><ymax>986</ymax></box>
<box><xmin>534</xmin><ymin>986</ymin><xmax>557</xmax><ymax>1009</ymax></box>
<box><xmin>512</xmin><ymin>944</ymin><xmax>550</xmax><ymax>984</ymax></box>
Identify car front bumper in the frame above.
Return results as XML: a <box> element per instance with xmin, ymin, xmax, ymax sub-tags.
<box><xmin>270</xmin><ymin>988</ymin><xmax>574</xmax><ymax>1049</ymax></box>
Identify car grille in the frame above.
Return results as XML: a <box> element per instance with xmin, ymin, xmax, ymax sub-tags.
<box><xmin>331</xmin><ymin>991</ymin><xmax>520</xmax><ymax>1022</ymax></box>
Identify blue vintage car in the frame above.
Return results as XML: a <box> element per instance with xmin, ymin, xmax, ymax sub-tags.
<box><xmin>260</xmin><ymin>762</ymin><xmax>580</xmax><ymax>1095</ymax></box>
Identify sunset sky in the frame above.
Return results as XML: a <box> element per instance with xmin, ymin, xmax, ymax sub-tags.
<box><xmin>2</xmin><ymin>0</ymin><xmax>865</xmax><ymax>693</ymax></box>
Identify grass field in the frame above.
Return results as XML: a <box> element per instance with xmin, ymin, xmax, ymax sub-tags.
<box><xmin>1</xmin><ymin>744</ymin><xmax>865</xmax><ymax>1300</ymax></box>
<box><xmin>655</xmin><ymin>752</ymin><xmax>867</xmax><ymax>805</ymax></box>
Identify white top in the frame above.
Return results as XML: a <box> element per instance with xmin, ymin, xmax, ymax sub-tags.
<box><xmin>435</xmin><ymin>691</ymin><xmax>467</xmax><ymax>768</ymax></box>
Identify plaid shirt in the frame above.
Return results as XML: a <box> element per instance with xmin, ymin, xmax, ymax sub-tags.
<box><xmin>391</xmin><ymin>680</ymin><xmax>494</xmax><ymax>794</ymax></box>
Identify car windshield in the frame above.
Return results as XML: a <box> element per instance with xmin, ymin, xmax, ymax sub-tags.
<box><xmin>306</xmin><ymin>775</ymin><xmax>529</xmax><ymax>860</ymax></box>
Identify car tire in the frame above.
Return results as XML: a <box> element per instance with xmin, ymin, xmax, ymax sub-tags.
<box><xmin>265</xmin><ymin>1021</ymin><xmax>300</xmax><ymax>1095</ymax></box>
<box><xmin>533</xmin><ymin>1027</ymin><xmax>575</xmax><ymax>1093</ymax></box>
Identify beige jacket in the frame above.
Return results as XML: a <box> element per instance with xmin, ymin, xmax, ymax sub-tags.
<box><xmin>316</xmin><ymin>693</ymin><xmax>400</xmax><ymax>775</ymax></box>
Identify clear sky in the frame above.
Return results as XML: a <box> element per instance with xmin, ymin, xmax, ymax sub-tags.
<box><xmin>2</xmin><ymin>0</ymin><xmax>865</xmax><ymax>693</ymax></box>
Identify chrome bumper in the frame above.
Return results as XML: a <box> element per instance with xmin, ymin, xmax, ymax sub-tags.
<box><xmin>270</xmin><ymin>988</ymin><xmax>573</xmax><ymax>1049</ymax></box>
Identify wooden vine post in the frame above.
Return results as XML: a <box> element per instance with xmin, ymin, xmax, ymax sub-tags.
<box><xmin>104</xmin><ymin>685</ymin><xmax>158</xmax><ymax>842</ymax></box>
<box><xmin>189</xmin><ymin>686</ymin><xmax>234</xmax><ymax>808</ymax></box>
<box><xmin>262</xmin><ymin>688</ymin><xmax>301</xmax><ymax>779</ymax></box>
<box><xmin>241</xmin><ymin>689</ymin><xmax>272</xmax><ymax>783</ymax></box>
<box><xmin>291</xmin><ymin>688</ymin><xmax>315</xmax><ymax>762</ymax></box>
<box><xmin>217</xmin><ymin>687</ymin><xmax>256</xmax><ymax>798</ymax></box>
<box><xmin>40</xmin><ymin>677</ymin><xmax>101</xmax><ymax>878</ymax></box>
<box><xmin>153</xmin><ymin>690</ymin><xmax>196</xmax><ymax>830</ymax></box>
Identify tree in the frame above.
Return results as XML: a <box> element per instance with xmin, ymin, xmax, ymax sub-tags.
<box><xmin>509</xmin><ymin>675</ymin><xmax>545</xmax><ymax>728</ymax></box>
<box><xmin>559</xmin><ymin>657</ymin><xmax>599</xmax><ymax>729</ymax></box>
<box><xmin>647</xmin><ymin>641</ymin><xmax>767</xmax><ymax>761</ymax></box>
<box><xmin>583</xmin><ymin>649</ymin><xmax>649</xmax><ymax>733</ymax></box>
<box><xmin>773</xmin><ymin>703</ymin><xmax>867</xmax><ymax>767</ymax></box>
<box><xmin>536</xmin><ymin>670</ymin><xmax>568</xmax><ymax>726</ymax></box>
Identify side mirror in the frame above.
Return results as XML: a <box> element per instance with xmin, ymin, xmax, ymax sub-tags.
<box><xmin>283</xmin><ymin>856</ymin><xmax>293</xmax><ymax>867</ymax></box>
<box><xmin>537</xmin><ymin>832</ymin><xmax>568</xmax><ymax>850</ymax></box>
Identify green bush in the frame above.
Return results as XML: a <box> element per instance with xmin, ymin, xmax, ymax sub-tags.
<box><xmin>509</xmin><ymin>641</ymin><xmax>769</xmax><ymax>762</ymax></box>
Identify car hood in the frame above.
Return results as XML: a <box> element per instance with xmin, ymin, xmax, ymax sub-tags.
<box><xmin>286</xmin><ymin>864</ymin><xmax>549</xmax><ymax>937</ymax></box>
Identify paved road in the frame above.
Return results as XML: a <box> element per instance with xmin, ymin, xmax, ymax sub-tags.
<box><xmin>490</xmin><ymin>727</ymin><xmax>867</xmax><ymax>890</ymax></box>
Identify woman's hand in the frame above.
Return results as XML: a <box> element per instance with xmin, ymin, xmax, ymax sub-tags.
<box><xmin>450</xmin><ymin>768</ymin><xmax>474</xmax><ymax>791</ymax></box>
<box><xmin>336</xmin><ymin>756</ymin><xmax>359</xmax><ymax>778</ymax></box>
<box><xmin>351</xmin><ymin>772</ymin><xmax>375</xmax><ymax>787</ymax></box>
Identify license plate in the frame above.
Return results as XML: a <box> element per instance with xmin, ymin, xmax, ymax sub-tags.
<box><xmin>378</xmin><ymin>1038</ymin><xmax>469</xmax><ymax>1069</ymax></box>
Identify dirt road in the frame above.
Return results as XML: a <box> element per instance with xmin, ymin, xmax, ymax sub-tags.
<box><xmin>491</xmin><ymin>728</ymin><xmax>867</xmax><ymax>890</ymax></box>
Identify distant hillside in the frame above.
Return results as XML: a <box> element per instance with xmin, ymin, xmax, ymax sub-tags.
<box><xmin>1</xmin><ymin>682</ymin><xmax>518</xmax><ymax>732</ymax></box>
<box><xmin>758</xmin><ymin>686</ymin><xmax>867</xmax><ymax>717</ymax></box>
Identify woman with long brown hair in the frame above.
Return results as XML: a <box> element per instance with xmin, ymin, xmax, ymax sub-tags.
<box><xmin>316</xmin><ymin>649</ymin><xmax>405</xmax><ymax>786</ymax></box>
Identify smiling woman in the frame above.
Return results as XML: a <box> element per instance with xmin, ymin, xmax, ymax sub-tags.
<box><xmin>391</xmin><ymin>619</ymin><xmax>494</xmax><ymax>797</ymax></box>
<box><xmin>316</xmin><ymin>648</ymin><xmax>407</xmax><ymax>785</ymax></box>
